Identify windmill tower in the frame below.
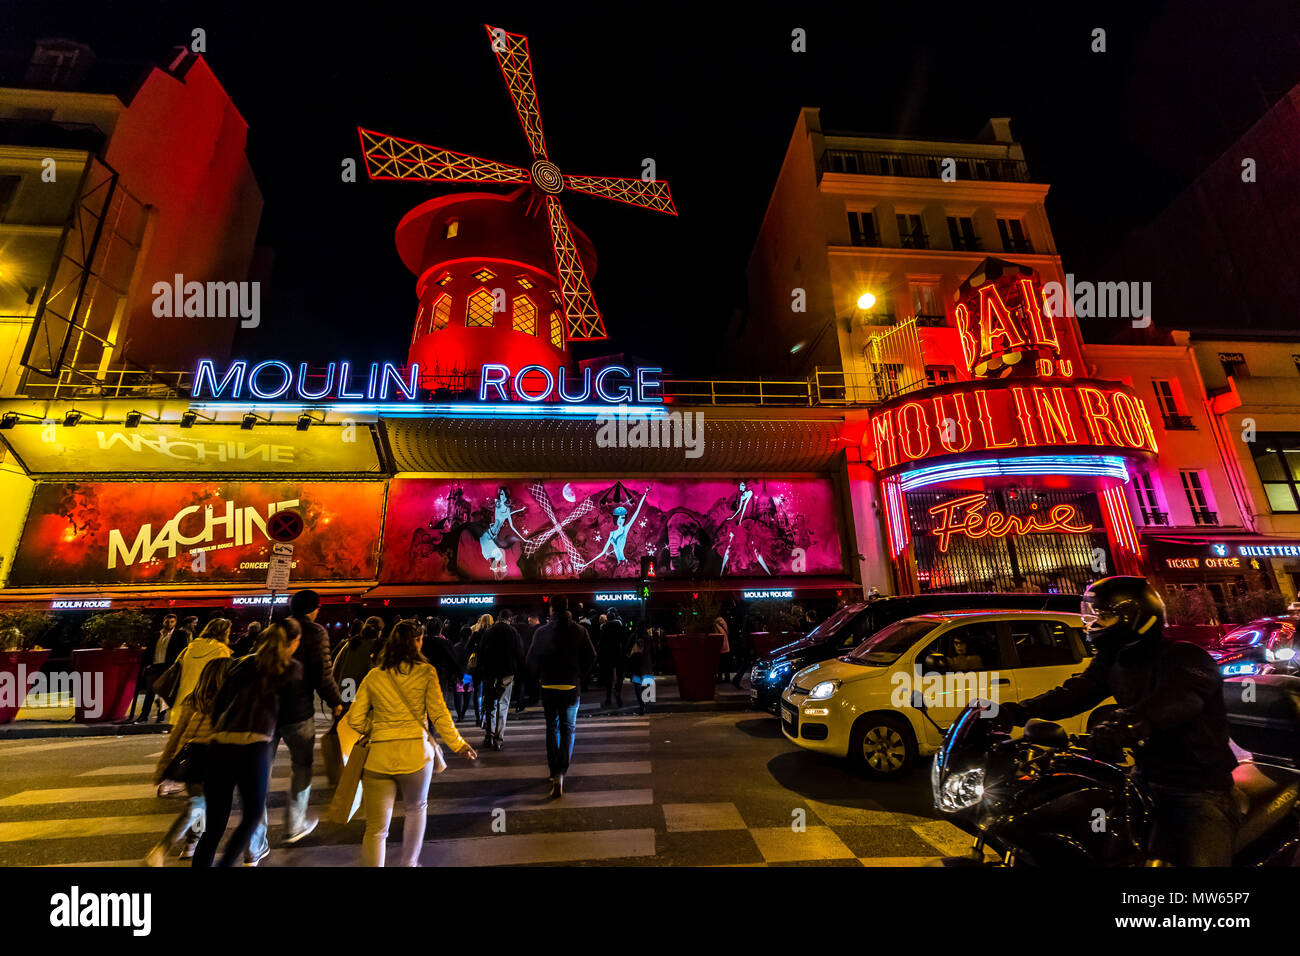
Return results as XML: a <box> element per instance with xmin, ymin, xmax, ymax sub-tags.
<box><xmin>359</xmin><ymin>25</ymin><xmax>677</xmax><ymax>387</ymax></box>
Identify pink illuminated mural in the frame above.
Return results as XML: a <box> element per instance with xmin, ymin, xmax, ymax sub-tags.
<box><xmin>381</xmin><ymin>477</ymin><xmax>844</xmax><ymax>583</ymax></box>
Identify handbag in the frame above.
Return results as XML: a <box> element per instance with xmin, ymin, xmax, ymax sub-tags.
<box><xmin>327</xmin><ymin>733</ymin><xmax>369</xmax><ymax>824</ymax></box>
<box><xmin>163</xmin><ymin>741</ymin><xmax>208</xmax><ymax>784</ymax></box>
<box><xmin>383</xmin><ymin>668</ymin><xmax>446</xmax><ymax>774</ymax></box>
<box><xmin>320</xmin><ymin>716</ymin><xmax>345</xmax><ymax>786</ymax></box>
<box><xmin>152</xmin><ymin>657</ymin><xmax>183</xmax><ymax>708</ymax></box>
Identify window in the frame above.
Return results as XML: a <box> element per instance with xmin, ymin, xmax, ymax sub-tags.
<box><xmin>512</xmin><ymin>295</ymin><xmax>537</xmax><ymax>335</ymax></box>
<box><xmin>996</xmin><ymin>218</ymin><xmax>1033</xmax><ymax>253</ymax></box>
<box><xmin>925</xmin><ymin>366</ymin><xmax>956</xmax><ymax>387</ymax></box>
<box><xmin>1152</xmin><ymin>380</ymin><xmax>1193</xmax><ymax>429</ymax></box>
<box><xmin>1219</xmin><ymin>352</ymin><xmax>1248</xmax><ymax>379</ymax></box>
<box><xmin>550</xmin><ymin>291</ymin><xmax>562</xmax><ymax>306</ymax></box>
<box><xmin>549</xmin><ymin>312</ymin><xmax>564</xmax><ymax>349</ymax></box>
<box><xmin>444</xmin><ymin>219</ymin><xmax>459</xmax><ymax>239</ymax></box>
<box><xmin>436</xmin><ymin>272</ymin><xmax>454</xmax><ymax>287</ymax></box>
<box><xmin>1252</xmin><ymin>435</ymin><xmax>1300</xmax><ymax>513</ymax></box>
<box><xmin>516</xmin><ymin>275</ymin><xmax>534</xmax><ymax>290</ymax></box>
<box><xmin>896</xmin><ymin>213</ymin><xmax>928</xmax><ymax>249</ymax></box>
<box><xmin>1180</xmin><ymin>470</ymin><xmax>1218</xmax><ymax>525</ymax></box>
<box><xmin>847</xmin><ymin>211</ymin><xmax>878</xmax><ymax>246</ymax></box>
<box><xmin>1008</xmin><ymin>620</ymin><xmax>1079</xmax><ymax>668</ymax></box>
<box><xmin>472</xmin><ymin>268</ymin><xmax>496</xmax><ymax>283</ymax></box>
<box><xmin>1134</xmin><ymin>472</ymin><xmax>1168</xmax><ymax>524</ymax></box>
<box><xmin>911</xmin><ymin>283</ymin><xmax>943</xmax><ymax>324</ymax></box>
<box><xmin>916</xmin><ymin>623</ymin><xmax>1004</xmax><ymax>671</ymax></box>
<box><xmin>946</xmin><ymin>216</ymin><xmax>980</xmax><ymax>251</ymax></box>
<box><xmin>430</xmin><ymin>294</ymin><xmax>452</xmax><ymax>332</ymax></box>
<box><xmin>466</xmin><ymin>289</ymin><xmax>496</xmax><ymax>328</ymax></box>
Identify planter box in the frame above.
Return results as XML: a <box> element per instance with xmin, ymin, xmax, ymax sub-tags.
<box><xmin>72</xmin><ymin>647</ymin><xmax>144</xmax><ymax>724</ymax></box>
<box><xmin>749</xmin><ymin>631</ymin><xmax>804</xmax><ymax>660</ymax></box>
<box><xmin>0</xmin><ymin>649</ymin><xmax>51</xmax><ymax>724</ymax></box>
<box><xmin>666</xmin><ymin>633</ymin><xmax>722</xmax><ymax>701</ymax></box>
<box><xmin>1165</xmin><ymin>624</ymin><xmax>1227</xmax><ymax>649</ymax></box>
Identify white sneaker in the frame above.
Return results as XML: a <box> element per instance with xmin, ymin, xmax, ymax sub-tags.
<box><xmin>283</xmin><ymin>817</ymin><xmax>318</xmax><ymax>845</ymax></box>
<box><xmin>156</xmin><ymin>780</ymin><xmax>184</xmax><ymax>798</ymax></box>
<box><xmin>243</xmin><ymin>844</ymin><xmax>269</xmax><ymax>866</ymax></box>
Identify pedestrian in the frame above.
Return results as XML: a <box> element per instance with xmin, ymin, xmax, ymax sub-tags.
<box><xmin>599</xmin><ymin>608</ymin><xmax>630</xmax><ymax>709</ymax></box>
<box><xmin>477</xmin><ymin>609</ymin><xmax>525</xmax><ymax>750</ymax></box>
<box><xmin>421</xmin><ymin>617</ymin><xmax>462</xmax><ymax>711</ymax></box>
<box><xmin>453</xmin><ymin>625</ymin><xmax>475</xmax><ymax>722</ymax></box>
<box><xmin>174</xmin><ymin>617</ymin><xmax>233</xmax><ymax>706</ymax></box>
<box><xmin>711</xmin><ymin>612</ymin><xmax>731</xmax><ymax>684</ymax></box>
<box><xmin>230</xmin><ymin>620</ymin><xmax>262</xmax><ymax>659</ymax></box>
<box><xmin>348</xmin><ymin>620</ymin><xmax>477</xmax><ymax>867</ymax></box>
<box><xmin>147</xmin><ymin>657</ymin><xmax>231</xmax><ymax>865</ymax></box>
<box><xmin>134</xmin><ymin>613</ymin><xmax>190</xmax><ymax>723</ymax></box>
<box><xmin>332</xmin><ymin>615</ymin><xmax>385</xmax><ymax>713</ymax></box>
<box><xmin>192</xmin><ymin>620</ymin><xmax>303</xmax><ymax>868</ymax></box>
<box><xmin>626</xmin><ymin>622</ymin><xmax>655</xmax><ymax>716</ymax></box>
<box><xmin>129</xmin><ymin>614</ymin><xmax>176</xmax><ymax>722</ymax></box>
<box><xmin>466</xmin><ymin>613</ymin><xmax>492</xmax><ymax>725</ymax></box>
<box><xmin>526</xmin><ymin>594</ymin><xmax>596</xmax><ymax>798</ymax></box>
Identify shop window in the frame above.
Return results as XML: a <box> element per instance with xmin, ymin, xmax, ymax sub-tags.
<box><xmin>916</xmin><ymin>623</ymin><xmax>1004</xmax><ymax>671</ymax></box>
<box><xmin>1179</xmin><ymin>470</ymin><xmax>1218</xmax><ymax>525</ymax></box>
<box><xmin>946</xmin><ymin>216</ymin><xmax>980</xmax><ymax>252</ymax></box>
<box><xmin>1252</xmin><ymin>434</ymin><xmax>1300</xmax><ymax>513</ymax></box>
<box><xmin>1008</xmin><ymin>620</ymin><xmax>1079</xmax><ymax>668</ymax></box>
<box><xmin>512</xmin><ymin>295</ymin><xmax>537</xmax><ymax>335</ymax></box>
<box><xmin>996</xmin><ymin>217</ymin><xmax>1033</xmax><ymax>253</ymax></box>
<box><xmin>430</xmin><ymin>294</ymin><xmax>452</xmax><ymax>332</ymax></box>
<box><xmin>847</xmin><ymin>210</ymin><xmax>878</xmax><ymax>246</ymax></box>
<box><xmin>896</xmin><ymin>213</ymin><xmax>928</xmax><ymax>249</ymax></box>
<box><xmin>549</xmin><ymin>311</ymin><xmax>564</xmax><ymax>349</ymax></box>
<box><xmin>466</xmin><ymin>289</ymin><xmax>496</xmax><ymax>328</ymax></box>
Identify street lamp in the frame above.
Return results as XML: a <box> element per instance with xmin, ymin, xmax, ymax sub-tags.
<box><xmin>856</xmin><ymin>291</ymin><xmax>877</xmax><ymax>311</ymax></box>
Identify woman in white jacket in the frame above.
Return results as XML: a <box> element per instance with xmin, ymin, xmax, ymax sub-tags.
<box><xmin>348</xmin><ymin>620</ymin><xmax>477</xmax><ymax>866</ymax></box>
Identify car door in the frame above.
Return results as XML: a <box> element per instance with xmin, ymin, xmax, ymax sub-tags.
<box><xmin>1003</xmin><ymin>617</ymin><xmax>1099</xmax><ymax>732</ymax></box>
<box><xmin>910</xmin><ymin>620</ymin><xmax>1016</xmax><ymax>748</ymax></box>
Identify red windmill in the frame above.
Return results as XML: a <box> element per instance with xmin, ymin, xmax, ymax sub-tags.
<box><xmin>359</xmin><ymin>24</ymin><xmax>676</xmax><ymax>382</ymax></box>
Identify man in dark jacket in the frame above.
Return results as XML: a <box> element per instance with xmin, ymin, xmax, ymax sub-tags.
<box><xmin>422</xmin><ymin>617</ymin><xmax>462</xmax><ymax>710</ymax></box>
<box><xmin>999</xmin><ymin>576</ymin><xmax>1239</xmax><ymax>865</ymax></box>
<box><xmin>131</xmin><ymin>613</ymin><xmax>181</xmax><ymax>722</ymax></box>
<box><xmin>598</xmin><ymin>608</ymin><xmax>631</xmax><ymax>709</ymax></box>
<box><xmin>259</xmin><ymin>589</ymin><xmax>343</xmax><ymax>846</ymax></box>
<box><xmin>527</xmin><ymin>595</ymin><xmax>597</xmax><ymax>797</ymax></box>
<box><xmin>477</xmin><ymin>609</ymin><xmax>525</xmax><ymax>750</ymax></box>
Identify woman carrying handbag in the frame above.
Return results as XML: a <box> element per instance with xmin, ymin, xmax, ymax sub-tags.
<box><xmin>347</xmin><ymin>620</ymin><xmax>477</xmax><ymax>867</ymax></box>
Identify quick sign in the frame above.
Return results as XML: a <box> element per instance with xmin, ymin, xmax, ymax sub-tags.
<box><xmin>439</xmin><ymin>594</ymin><xmax>496</xmax><ymax>607</ymax></box>
<box><xmin>868</xmin><ymin>378</ymin><xmax>1158</xmax><ymax>476</ymax></box>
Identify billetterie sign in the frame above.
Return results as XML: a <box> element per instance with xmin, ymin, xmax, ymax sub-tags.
<box><xmin>191</xmin><ymin>360</ymin><xmax>664</xmax><ymax>404</ymax></box>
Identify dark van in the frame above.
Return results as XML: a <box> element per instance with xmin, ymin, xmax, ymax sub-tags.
<box><xmin>748</xmin><ymin>592</ymin><xmax>1082</xmax><ymax>711</ymax></box>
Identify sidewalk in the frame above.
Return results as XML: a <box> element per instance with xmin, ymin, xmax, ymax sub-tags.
<box><xmin>0</xmin><ymin>675</ymin><xmax>753</xmax><ymax>739</ymax></box>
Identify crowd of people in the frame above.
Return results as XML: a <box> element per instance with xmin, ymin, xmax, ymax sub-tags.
<box><xmin>136</xmin><ymin>590</ymin><xmax>645</xmax><ymax>867</ymax></box>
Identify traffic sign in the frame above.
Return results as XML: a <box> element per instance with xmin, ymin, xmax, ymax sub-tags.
<box><xmin>266</xmin><ymin>541</ymin><xmax>294</xmax><ymax>590</ymax></box>
<box><xmin>267</xmin><ymin>509</ymin><xmax>304</xmax><ymax>543</ymax></box>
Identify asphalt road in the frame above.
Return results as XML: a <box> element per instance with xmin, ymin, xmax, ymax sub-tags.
<box><xmin>0</xmin><ymin>709</ymin><xmax>969</xmax><ymax>867</ymax></box>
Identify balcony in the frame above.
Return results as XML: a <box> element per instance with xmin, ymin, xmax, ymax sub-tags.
<box><xmin>1191</xmin><ymin>509</ymin><xmax>1219</xmax><ymax>526</ymax></box>
<box><xmin>819</xmin><ymin>149</ymin><xmax>1031</xmax><ymax>183</ymax></box>
<box><xmin>1162</xmin><ymin>414</ymin><xmax>1195</xmax><ymax>430</ymax></box>
<box><xmin>1139</xmin><ymin>509</ymin><xmax>1170</xmax><ymax>526</ymax></box>
<box><xmin>911</xmin><ymin>313</ymin><xmax>947</xmax><ymax>328</ymax></box>
<box><xmin>949</xmin><ymin>236</ymin><xmax>983</xmax><ymax>252</ymax></box>
<box><xmin>899</xmin><ymin>232</ymin><xmax>930</xmax><ymax>250</ymax></box>
<box><xmin>1002</xmin><ymin>237</ymin><xmax>1035</xmax><ymax>254</ymax></box>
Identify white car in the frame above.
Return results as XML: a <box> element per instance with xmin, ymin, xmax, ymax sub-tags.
<box><xmin>779</xmin><ymin>610</ymin><xmax>1116</xmax><ymax>778</ymax></box>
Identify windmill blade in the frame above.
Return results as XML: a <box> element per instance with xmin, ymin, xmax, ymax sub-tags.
<box><xmin>564</xmin><ymin>174</ymin><xmax>678</xmax><ymax>216</ymax></box>
<box><xmin>544</xmin><ymin>194</ymin><xmax>606</xmax><ymax>341</ymax></box>
<box><xmin>483</xmin><ymin>24</ymin><xmax>549</xmax><ymax>161</ymax></box>
<box><xmin>358</xmin><ymin>128</ymin><xmax>529</xmax><ymax>184</ymax></box>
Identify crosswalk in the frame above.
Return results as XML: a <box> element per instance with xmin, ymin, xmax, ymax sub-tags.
<box><xmin>0</xmin><ymin>715</ymin><xmax>661</xmax><ymax>867</ymax></box>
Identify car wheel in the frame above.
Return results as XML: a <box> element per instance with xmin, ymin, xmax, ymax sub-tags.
<box><xmin>849</xmin><ymin>714</ymin><xmax>916</xmax><ymax>779</ymax></box>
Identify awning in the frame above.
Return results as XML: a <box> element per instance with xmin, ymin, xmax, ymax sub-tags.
<box><xmin>361</xmin><ymin>577</ymin><xmax>860</xmax><ymax>605</ymax></box>
<box><xmin>0</xmin><ymin>583</ymin><xmax>373</xmax><ymax>609</ymax></box>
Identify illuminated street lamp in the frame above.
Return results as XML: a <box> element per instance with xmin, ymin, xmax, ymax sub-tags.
<box><xmin>856</xmin><ymin>291</ymin><xmax>877</xmax><ymax>311</ymax></box>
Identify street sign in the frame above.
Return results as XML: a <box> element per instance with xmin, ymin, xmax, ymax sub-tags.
<box><xmin>267</xmin><ymin>509</ymin><xmax>305</xmax><ymax>543</ymax></box>
<box><xmin>266</xmin><ymin>542</ymin><xmax>294</xmax><ymax>590</ymax></box>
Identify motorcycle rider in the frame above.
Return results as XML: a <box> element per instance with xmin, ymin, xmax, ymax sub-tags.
<box><xmin>997</xmin><ymin>576</ymin><xmax>1239</xmax><ymax>866</ymax></box>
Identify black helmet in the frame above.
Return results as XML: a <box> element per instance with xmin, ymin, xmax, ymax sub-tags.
<box><xmin>1080</xmin><ymin>576</ymin><xmax>1165</xmax><ymax>645</ymax></box>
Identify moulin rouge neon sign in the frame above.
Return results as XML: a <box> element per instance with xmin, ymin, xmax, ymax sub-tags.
<box><xmin>927</xmin><ymin>493</ymin><xmax>1095</xmax><ymax>553</ymax></box>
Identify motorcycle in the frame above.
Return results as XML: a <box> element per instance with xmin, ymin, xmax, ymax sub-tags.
<box><xmin>925</xmin><ymin>674</ymin><xmax>1300</xmax><ymax>866</ymax></box>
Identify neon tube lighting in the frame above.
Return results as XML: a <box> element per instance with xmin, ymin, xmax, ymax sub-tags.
<box><xmin>187</xmin><ymin>402</ymin><xmax>669</xmax><ymax>421</ymax></box>
<box><xmin>894</xmin><ymin>455</ymin><xmax>1130</xmax><ymax>492</ymax></box>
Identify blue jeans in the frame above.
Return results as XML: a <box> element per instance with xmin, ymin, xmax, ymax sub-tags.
<box><xmin>542</xmin><ymin>688</ymin><xmax>580</xmax><ymax>776</ymax></box>
<box><xmin>1147</xmin><ymin>785</ymin><xmax>1240</xmax><ymax>866</ymax></box>
<box><xmin>156</xmin><ymin>785</ymin><xmax>204</xmax><ymax>854</ymax></box>
<box><xmin>483</xmin><ymin>675</ymin><xmax>514</xmax><ymax>741</ymax></box>
<box><xmin>193</xmin><ymin>741</ymin><xmax>273</xmax><ymax>867</ymax></box>
<box><xmin>250</xmin><ymin>715</ymin><xmax>316</xmax><ymax>853</ymax></box>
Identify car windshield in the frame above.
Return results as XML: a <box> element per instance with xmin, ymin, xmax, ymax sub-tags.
<box><xmin>802</xmin><ymin>603</ymin><xmax>866</xmax><ymax>642</ymax></box>
<box><xmin>844</xmin><ymin>619</ymin><xmax>941</xmax><ymax>666</ymax></box>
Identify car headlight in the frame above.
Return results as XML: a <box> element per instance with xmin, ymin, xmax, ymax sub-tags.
<box><xmin>1268</xmin><ymin>647</ymin><xmax>1296</xmax><ymax>662</ymax></box>
<box><xmin>807</xmin><ymin>680</ymin><xmax>840</xmax><ymax>700</ymax></box>
<box><xmin>768</xmin><ymin>662</ymin><xmax>794</xmax><ymax>680</ymax></box>
<box><xmin>937</xmin><ymin>767</ymin><xmax>986</xmax><ymax>813</ymax></box>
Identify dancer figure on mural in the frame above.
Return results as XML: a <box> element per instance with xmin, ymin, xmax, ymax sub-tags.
<box><xmin>480</xmin><ymin>487</ymin><xmax>529</xmax><ymax>578</ymax></box>
<box><xmin>581</xmin><ymin>488</ymin><xmax>650</xmax><ymax>570</ymax></box>
<box><xmin>720</xmin><ymin>479</ymin><xmax>773</xmax><ymax>576</ymax></box>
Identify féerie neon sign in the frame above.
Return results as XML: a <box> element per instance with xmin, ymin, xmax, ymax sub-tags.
<box><xmin>927</xmin><ymin>492</ymin><xmax>1095</xmax><ymax>553</ymax></box>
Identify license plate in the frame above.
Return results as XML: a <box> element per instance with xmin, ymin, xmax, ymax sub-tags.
<box><xmin>750</xmin><ymin>687</ymin><xmax>759</xmax><ymax>700</ymax></box>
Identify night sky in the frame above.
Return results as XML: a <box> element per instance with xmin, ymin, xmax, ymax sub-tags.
<box><xmin>7</xmin><ymin>0</ymin><xmax>1300</xmax><ymax>374</ymax></box>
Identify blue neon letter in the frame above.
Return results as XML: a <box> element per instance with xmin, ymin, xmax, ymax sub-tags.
<box><xmin>594</xmin><ymin>365</ymin><xmax>633</xmax><ymax>403</ymax></box>
<box><xmin>636</xmin><ymin>367</ymin><xmax>664</xmax><ymax>404</ymax></box>
<box><xmin>248</xmin><ymin>360</ymin><xmax>292</xmax><ymax>400</ymax></box>
<box><xmin>479</xmin><ymin>364</ymin><xmax>510</xmax><ymax>401</ymax></box>
<box><xmin>192</xmin><ymin>359</ymin><xmax>246</xmax><ymax>399</ymax></box>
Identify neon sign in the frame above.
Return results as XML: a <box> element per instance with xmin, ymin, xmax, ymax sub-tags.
<box><xmin>479</xmin><ymin>364</ymin><xmax>663</xmax><ymax>404</ymax></box>
<box><xmin>594</xmin><ymin>591</ymin><xmax>640</xmax><ymax>603</ymax></box>
<box><xmin>231</xmin><ymin>594</ymin><xmax>291</xmax><ymax>606</ymax></box>
<box><xmin>927</xmin><ymin>493</ymin><xmax>1095</xmax><ymax>553</ymax></box>
<box><xmin>742</xmin><ymin>589</ymin><xmax>795</xmax><ymax>600</ymax></box>
<box><xmin>439</xmin><ymin>594</ymin><xmax>496</xmax><ymax>607</ymax></box>
<box><xmin>193</xmin><ymin>360</ymin><xmax>420</xmax><ymax>401</ymax></box>
<box><xmin>51</xmin><ymin>600</ymin><xmax>112</xmax><ymax>610</ymax></box>
<box><xmin>869</xmin><ymin>379</ymin><xmax>1157</xmax><ymax>475</ymax></box>
<box><xmin>954</xmin><ymin>261</ymin><xmax>1067</xmax><ymax>379</ymax></box>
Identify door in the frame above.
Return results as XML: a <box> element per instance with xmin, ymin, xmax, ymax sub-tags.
<box><xmin>1004</xmin><ymin>617</ymin><xmax>1092</xmax><ymax>731</ymax></box>
<box><xmin>911</xmin><ymin>621</ymin><xmax>1016</xmax><ymax>748</ymax></box>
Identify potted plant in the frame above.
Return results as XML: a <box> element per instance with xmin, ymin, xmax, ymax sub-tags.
<box><xmin>666</xmin><ymin>593</ymin><xmax>723</xmax><ymax>701</ymax></box>
<box><xmin>748</xmin><ymin>601</ymin><xmax>805</xmax><ymax>659</ymax></box>
<box><xmin>74</xmin><ymin>608</ymin><xmax>151</xmax><ymax>724</ymax></box>
<box><xmin>1224</xmin><ymin>587</ymin><xmax>1287</xmax><ymax>625</ymax></box>
<box><xmin>0</xmin><ymin>609</ymin><xmax>53</xmax><ymax>725</ymax></box>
